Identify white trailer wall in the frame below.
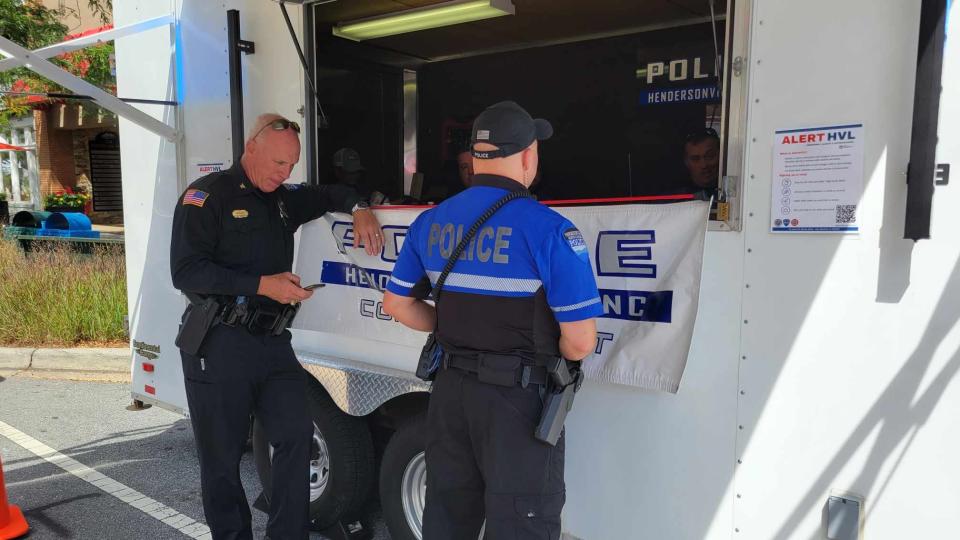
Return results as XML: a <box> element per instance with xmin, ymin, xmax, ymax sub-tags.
<box><xmin>115</xmin><ymin>0</ymin><xmax>184</xmax><ymax>408</ymax></box>
<box><xmin>115</xmin><ymin>1</ymin><xmax>960</xmax><ymax>538</ymax></box>
<box><xmin>734</xmin><ymin>1</ymin><xmax>960</xmax><ymax>538</ymax></box>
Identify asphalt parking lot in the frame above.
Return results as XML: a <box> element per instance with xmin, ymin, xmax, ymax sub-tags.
<box><xmin>0</xmin><ymin>376</ymin><xmax>387</xmax><ymax>539</ymax></box>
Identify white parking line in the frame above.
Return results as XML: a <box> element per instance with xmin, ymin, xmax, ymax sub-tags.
<box><xmin>0</xmin><ymin>420</ymin><xmax>210</xmax><ymax>539</ymax></box>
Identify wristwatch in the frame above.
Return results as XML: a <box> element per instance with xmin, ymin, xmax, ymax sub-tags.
<box><xmin>351</xmin><ymin>200</ymin><xmax>370</xmax><ymax>213</ymax></box>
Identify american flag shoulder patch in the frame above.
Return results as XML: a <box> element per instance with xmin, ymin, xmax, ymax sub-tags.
<box><xmin>182</xmin><ymin>189</ymin><xmax>209</xmax><ymax>208</ymax></box>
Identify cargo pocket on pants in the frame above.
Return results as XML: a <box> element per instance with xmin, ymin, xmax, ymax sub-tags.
<box><xmin>181</xmin><ymin>353</ymin><xmax>212</xmax><ymax>385</ymax></box>
<box><xmin>514</xmin><ymin>491</ymin><xmax>564</xmax><ymax>521</ymax></box>
<box><xmin>485</xmin><ymin>491</ymin><xmax>565</xmax><ymax>540</ymax></box>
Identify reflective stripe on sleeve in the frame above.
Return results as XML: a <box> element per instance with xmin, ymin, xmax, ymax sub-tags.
<box><xmin>551</xmin><ymin>297</ymin><xmax>601</xmax><ymax>313</ymax></box>
<box><xmin>390</xmin><ymin>275</ymin><xmax>416</xmax><ymax>288</ymax></box>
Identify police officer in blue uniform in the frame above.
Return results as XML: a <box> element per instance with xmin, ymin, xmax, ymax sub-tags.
<box><xmin>383</xmin><ymin>101</ymin><xmax>602</xmax><ymax>539</ymax></box>
<box><xmin>170</xmin><ymin>113</ymin><xmax>383</xmax><ymax>540</ymax></box>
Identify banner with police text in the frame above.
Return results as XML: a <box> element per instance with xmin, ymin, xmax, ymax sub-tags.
<box><xmin>293</xmin><ymin>200</ymin><xmax>710</xmax><ymax>393</ymax></box>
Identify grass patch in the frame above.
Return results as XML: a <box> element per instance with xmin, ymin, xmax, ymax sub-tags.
<box><xmin>0</xmin><ymin>238</ymin><xmax>128</xmax><ymax>346</ymax></box>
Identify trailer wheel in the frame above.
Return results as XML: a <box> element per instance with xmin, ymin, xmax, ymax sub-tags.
<box><xmin>380</xmin><ymin>413</ymin><xmax>427</xmax><ymax>540</ymax></box>
<box><xmin>253</xmin><ymin>381</ymin><xmax>375</xmax><ymax>529</ymax></box>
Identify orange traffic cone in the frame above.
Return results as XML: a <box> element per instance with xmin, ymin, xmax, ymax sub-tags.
<box><xmin>0</xmin><ymin>454</ymin><xmax>28</xmax><ymax>540</ymax></box>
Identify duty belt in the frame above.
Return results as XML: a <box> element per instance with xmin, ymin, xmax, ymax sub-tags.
<box><xmin>219</xmin><ymin>297</ymin><xmax>299</xmax><ymax>336</ymax></box>
<box><xmin>442</xmin><ymin>352</ymin><xmax>549</xmax><ymax>388</ymax></box>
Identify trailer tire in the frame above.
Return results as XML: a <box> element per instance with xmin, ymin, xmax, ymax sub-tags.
<box><xmin>253</xmin><ymin>381</ymin><xmax>375</xmax><ymax>529</ymax></box>
<box><xmin>380</xmin><ymin>412</ymin><xmax>428</xmax><ymax>540</ymax></box>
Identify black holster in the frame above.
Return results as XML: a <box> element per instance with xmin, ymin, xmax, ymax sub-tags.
<box><xmin>175</xmin><ymin>297</ymin><xmax>222</xmax><ymax>356</ymax></box>
<box><xmin>535</xmin><ymin>358</ymin><xmax>584</xmax><ymax>446</ymax></box>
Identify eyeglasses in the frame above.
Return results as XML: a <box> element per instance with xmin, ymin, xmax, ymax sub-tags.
<box><xmin>254</xmin><ymin>118</ymin><xmax>301</xmax><ymax>139</ymax></box>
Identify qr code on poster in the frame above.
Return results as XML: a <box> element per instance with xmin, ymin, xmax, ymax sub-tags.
<box><xmin>836</xmin><ymin>204</ymin><xmax>857</xmax><ymax>224</ymax></box>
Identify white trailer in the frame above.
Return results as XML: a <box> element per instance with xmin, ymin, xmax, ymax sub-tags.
<box><xmin>94</xmin><ymin>0</ymin><xmax>960</xmax><ymax>538</ymax></box>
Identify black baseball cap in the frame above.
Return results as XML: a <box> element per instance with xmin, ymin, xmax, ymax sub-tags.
<box><xmin>471</xmin><ymin>101</ymin><xmax>553</xmax><ymax>159</ymax></box>
<box><xmin>333</xmin><ymin>148</ymin><xmax>365</xmax><ymax>173</ymax></box>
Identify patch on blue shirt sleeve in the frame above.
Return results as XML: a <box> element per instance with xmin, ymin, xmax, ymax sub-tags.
<box><xmin>283</xmin><ymin>183</ymin><xmax>303</xmax><ymax>191</ymax></box>
<box><xmin>563</xmin><ymin>227</ymin><xmax>589</xmax><ymax>260</ymax></box>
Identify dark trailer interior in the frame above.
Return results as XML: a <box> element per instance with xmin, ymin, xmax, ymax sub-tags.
<box><xmin>304</xmin><ymin>0</ymin><xmax>731</xmax><ymax>208</ymax></box>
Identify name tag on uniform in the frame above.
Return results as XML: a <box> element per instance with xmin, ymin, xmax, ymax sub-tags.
<box><xmin>232</xmin><ymin>209</ymin><xmax>249</xmax><ymax>219</ymax></box>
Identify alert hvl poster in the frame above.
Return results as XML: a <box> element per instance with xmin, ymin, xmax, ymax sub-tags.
<box><xmin>771</xmin><ymin>123</ymin><xmax>864</xmax><ymax>233</ymax></box>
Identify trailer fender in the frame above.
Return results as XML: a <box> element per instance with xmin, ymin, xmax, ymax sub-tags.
<box><xmin>296</xmin><ymin>352</ymin><xmax>431</xmax><ymax>417</ymax></box>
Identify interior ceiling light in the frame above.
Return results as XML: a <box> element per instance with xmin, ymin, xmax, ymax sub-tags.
<box><xmin>332</xmin><ymin>0</ymin><xmax>515</xmax><ymax>42</ymax></box>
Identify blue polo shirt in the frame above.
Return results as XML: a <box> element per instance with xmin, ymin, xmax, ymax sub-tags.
<box><xmin>387</xmin><ymin>174</ymin><xmax>602</xmax><ymax>357</ymax></box>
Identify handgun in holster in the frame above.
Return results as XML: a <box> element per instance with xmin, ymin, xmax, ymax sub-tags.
<box><xmin>535</xmin><ymin>357</ymin><xmax>585</xmax><ymax>446</ymax></box>
<box><xmin>175</xmin><ymin>294</ymin><xmax>222</xmax><ymax>356</ymax></box>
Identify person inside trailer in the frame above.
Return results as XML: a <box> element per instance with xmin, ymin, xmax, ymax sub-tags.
<box><xmin>333</xmin><ymin>147</ymin><xmax>389</xmax><ymax>205</ymax></box>
<box><xmin>679</xmin><ymin>127</ymin><xmax>721</xmax><ymax>201</ymax></box>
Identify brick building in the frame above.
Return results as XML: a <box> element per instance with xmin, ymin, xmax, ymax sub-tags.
<box><xmin>0</xmin><ymin>2</ymin><xmax>122</xmax><ymax>224</ymax></box>
<box><xmin>32</xmin><ymin>102</ymin><xmax>122</xmax><ymax>222</ymax></box>
<box><xmin>39</xmin><ymin>0</ymin><xmax>104</xmax><ymax>34</ymax></box>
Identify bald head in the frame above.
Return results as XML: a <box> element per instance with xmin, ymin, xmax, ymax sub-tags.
<box><xmin>240</xmin><ymin>113</ymin><xmax>301</xmax><ymax>192</ymax></box>
<box><xmin>471</xmin><ymin>141</ymin><xmax>539</xmax><ymax>187</ymax></box>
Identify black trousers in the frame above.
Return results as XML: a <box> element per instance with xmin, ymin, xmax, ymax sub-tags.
<box><xmin>423</xmin><ymin>367</ymin><xmax>566</xmax><ymax>540</ymax></box>
<box><xmin>180</xmin><ymin>325</ymin><xmax>312</xmax><ymax>540</ymax></box>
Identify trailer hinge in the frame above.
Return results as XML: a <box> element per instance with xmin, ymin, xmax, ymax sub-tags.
<box><xmin>732</xmin><ymin>56</ymin><xmax>744</xmax><ymax>77</ymax></box>
<box><xmin>935</xmin><ymin>163</ymin><xmax>950</xmax><ymax>185</ymax></box>
<box><xmin>237</xmin><ymin>39</ymin><xmax>255</xmax><ymax>55</ymax></box>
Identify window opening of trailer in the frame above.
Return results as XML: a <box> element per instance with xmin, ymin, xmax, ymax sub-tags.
<box><xmin>308</xmin><ymin>1</ymin><xmax>733</xmax><ymax>221</ymax></box>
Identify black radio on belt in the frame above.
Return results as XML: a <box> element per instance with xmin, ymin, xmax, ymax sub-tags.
<box><xmin>416</xmin><ymin>334</ymin><xmax>443</xmax><ymax>381</ymax></box>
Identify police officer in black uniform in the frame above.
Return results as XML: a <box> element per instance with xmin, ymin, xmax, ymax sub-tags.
<box><xmin>383</xmin><ymin>101</ymin><xmax>602</xmax><ymax>539</ymax></box>
<box><xmin>170</xmin><ymin>113</ymin><xmax>383</xmax><ymax>540</ymax></box>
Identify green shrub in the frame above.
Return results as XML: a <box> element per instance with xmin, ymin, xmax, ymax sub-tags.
<box><xmin>44</xmin><ymin>189</ymin><xmax>90</xmax><ymax>210</ymax></box>
<box><xmin>0</xmin><ymin>239</ymin><xmax>127</xmax><ymax>346</ymax></box>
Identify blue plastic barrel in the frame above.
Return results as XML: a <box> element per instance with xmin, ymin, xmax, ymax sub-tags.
<box><xmin>44</xmin><ymin>212</ymin><xmax>93</xmax><ymax>231</ymax></box>
<box><xmin>38</xmin><ymin>212</ymin><xmax>100</xmax><ymax>238</ymax></box>
<box><xmin>11</xmin><ymin>211</ymin><xmax>52</xmax><ymax>228</ymax></box>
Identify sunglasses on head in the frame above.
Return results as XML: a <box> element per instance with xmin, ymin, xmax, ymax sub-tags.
<box><xmin>254</xmin><ymin>118</ymin><xmax>301</xmax><ymax>139</ymax></box>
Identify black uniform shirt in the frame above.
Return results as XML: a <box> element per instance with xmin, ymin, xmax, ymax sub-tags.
<box><xmin>170</xmin><ymin>163</ymin><xmax>362</xmax><ymax>301</ymax></box>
